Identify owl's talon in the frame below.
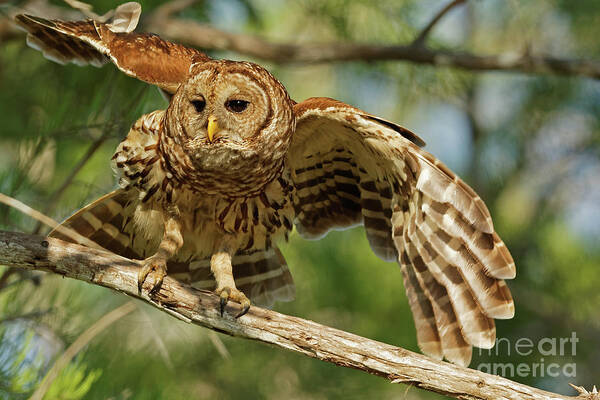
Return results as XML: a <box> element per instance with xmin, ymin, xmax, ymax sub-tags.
<box><xmin>235</xmin><ymin>300</ymin><xmax>251</xmax><ymax>318</ymax></box>
<box><xmin>138</xmin><ymin>255</ymin><xmax>167</xmax><ymax>294</ymax></box>
<box><xmin>216</xmin><ymin>286</ymin><xmax>250</xmax><ymax>317</ymax></box>
<box><xmin>219</xmin><ymin>289</ymin><xmax>230</xmax><ymax>317</ymax></box>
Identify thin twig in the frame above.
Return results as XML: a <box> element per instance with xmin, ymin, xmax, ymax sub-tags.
<box><xmin>32</xmin><ymin>133</ymin><xmax>109</xmax><ymax>235</ymax></box>
<box><xmin>152</xmin><ymin>0</ymin><xmax>198</xmax><ymax>19</ymax></box>
<box><xmin>30</xmin><ymin>301</ymin><xmax>137</xmax><ymax>400</ymax></box>
<box><xmin>208</xmin><ymin>330</ymin><xmax>231</xmax><ymax>360</ymax></box>
<box><xmin>412</xmin><ymin>0</ymin><xmax>467</xmax><ymax>47</ymax></box>
<box><xmin>136</xmin><ymin>306</ymin><xmax>175</xmax><ymax>370</ymax></box>
<box><xmin>0</xmin><ymin>192</ymin><xmax>102</xmax><ymax>249</ymax></box>
<box><xmin>0</xmin><ymin>231</ymin><xmax>587</xmax><ymax>400</ymax></box>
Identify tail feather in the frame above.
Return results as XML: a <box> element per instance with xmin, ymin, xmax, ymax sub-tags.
<box><xmin>173</xmin><ymin>248</ymin><xmax>295</xmax><ymax>308</ymax></box>
<box><xmin>236</xmin><ymin>248</ymin><xmax>296</xmax><ymax>307</ymax></box>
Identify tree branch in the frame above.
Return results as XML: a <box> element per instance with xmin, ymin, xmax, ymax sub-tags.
<box><xmin>412</xmin><ymin>0</ymin><xmax>467</xmax><ymax>47</ymax></box>
<box><xmin>144</xmin><ymin>14</ymin><xmax>599</xmax><ymax>80</ymax></box>
<box><xmin>1</xmin><ymin>1</ymin><xmax>599</xmax><ymax>79</ymax></box>
<box><xmin>0</xmin><ymin>230</ymin><xmax>584</xmax><ymax>400</ymax></box>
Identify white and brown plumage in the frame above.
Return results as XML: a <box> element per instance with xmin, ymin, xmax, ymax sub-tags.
<box><xmin>16</xmin><ymin>8</ymin><xmax>515</xmax><ymax>366</ymax></box>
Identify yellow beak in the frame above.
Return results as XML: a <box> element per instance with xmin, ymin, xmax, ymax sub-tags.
<box><xmin>207</xmin><ymin>115</ymin><xmax>219</xmax><ymax>143</ymax></box>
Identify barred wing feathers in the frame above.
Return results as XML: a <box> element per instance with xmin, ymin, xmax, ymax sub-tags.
<box><xmin>15</xmin><ymin>13</ymin><xmax>209</xmax><ymax>94</ymax></box>
<box><xmin>288</xmin><ymin>97</ymin><xmax>515</xmax><ymax>365</ymax></box>
<box><xmin>50</xmin><ymin>189</ymin><xmax>142</xmax><ymax>259</ymax></box>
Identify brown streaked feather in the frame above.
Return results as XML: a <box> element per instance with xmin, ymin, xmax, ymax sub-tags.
<box><xmin>291</xmin><ymin>148</ymin><xmax>363</xmax><ymax>239</ymax></box>
<box><xmin>412</xmin><ymin>150</ymin><xmax>494</xmax><ymax>234</ymax></box>
<box><xmin>398</xmin><ymin>249</ymin><xmax>442</xmax><ymax>359</ymax></box>
<box><xmin>50</xmin><ymin>189</ymin><xmax>295</xmax><ymax>308</ymax></box>
<box><xmin>405</xmin><ymin>240</ymin><xmax>472</xmax><ymax>366</ymax></box>
<box><xmin>170</xmin><ymin>247</ymin><xmax>295</xmax><ymax>308</ymax></box>
<box><xmin>49</xmin><ymin>189</ymin><xmax>143</xmax><ymax>260</ymax></box>
<box><xmin>289</xmin><ymin>97</ymin><xmax>516</xmax><ymax>365</ymax></box>
<box><xmin>235</xmin><ymin>248</ymin><xmax>295</xmax><ymax>307</ymax></box>
<box><xmin>15</xmin><ymin>14</ymin><xmax>210</xmax><ymax>93</ymax></box>
<box><xmin>358</xmin><ymin>173</ymin><xmax>396</xmax><ymax>262</ymax></box>
<box><xmin>362</xmin><ymin>114</ymin><xmax>426</xmax><ymax>147</ymax></box>
<box><xmin>411</xmin><ymin>193</ymin><xmax>514</xmax><ymax>321</ymax></box>
<box><xmin>406</xmin><ymin>197</ymin><xmax>497</xmax><ymax>350</ymax></box>
<box><xmin>420</xmin><ymin>193</ymin><xmax>516</xmax><ymax>279</ymax></box>
<box><xmin>293</xmin><ymin>97</ymin><xmax>426</xmax><ymax>148</ymax></box>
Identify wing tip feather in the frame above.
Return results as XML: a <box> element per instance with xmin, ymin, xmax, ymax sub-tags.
<box><xmin>418</xmin><ymin>341</ymin><xmax>443</xmax><ymax>360</ymax></box>
<box><xmin>443</xmin><ymin>347</ymin><xmax>472</xmax><ymax>367</ymax></box>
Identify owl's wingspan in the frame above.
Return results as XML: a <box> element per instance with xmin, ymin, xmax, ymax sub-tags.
<box><xmin>15</xmin><ymin>11</ymin><xmax>209</xmax><ymax>94</ymax></box>
<box><xmin>288</xmin><ymin>97</ymin><xmax>516</xmax><ymax>366</ymax></box>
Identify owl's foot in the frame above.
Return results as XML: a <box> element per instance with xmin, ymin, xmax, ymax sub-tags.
<box><xmin>138</xmin><ymin>255</ymin><xmax>167</xmax><ymax>294</ymax></box>
<box><xmin>216</xmin><ymin>286</ymin><xmax>251</xmax><ymax>318</ymax></box>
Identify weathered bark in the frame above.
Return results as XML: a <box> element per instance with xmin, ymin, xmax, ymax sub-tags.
<box><xmin>0</xmin><ymin>230</ymin><xmax>583</xmax><ymax>400</ymax></box>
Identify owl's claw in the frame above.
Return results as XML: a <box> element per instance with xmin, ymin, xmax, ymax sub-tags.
<box><xmin>216</xmin><ymin>286</ymin><xmax>251</xmax><ymax>318</ymax></box>
<box><xmin>138</xmin><ymin>255</ymin><xmax>167</xmax><ymax>294</ymax></box>
<box><xmin>236</xmin><ymin>302</ymin><xmax>251</xmax><ymax>318</ymax></box>
<box><xmin>219</xmin><ymin>291</ymin><xmax>228</xmax><ymax>317</ymax></box>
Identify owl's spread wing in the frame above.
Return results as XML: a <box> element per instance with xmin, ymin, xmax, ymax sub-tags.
<box><xmin>288</xmin><ymin>97</ymin><xmax>516</xmax><ymax>366</ymax></box>
<box><xmin>15</xmin><ymin>13</ymin><xmax>209</xmax><ymax>93</ymax></box>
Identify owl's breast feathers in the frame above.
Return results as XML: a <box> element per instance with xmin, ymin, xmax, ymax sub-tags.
<box><xmin>111</xmin><ymin>111</ymin><xmax>295</xmax><ymax>249</ymax></box>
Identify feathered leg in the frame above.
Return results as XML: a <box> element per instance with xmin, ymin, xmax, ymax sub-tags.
<box><xmin>138</xmin><ymin>205</ymin><xmax>183</xmax><ymax>293</ymax></box>
<box><xmin>211</xmin><ymin>250</ymin><xmax>251</xmax><ymax>318</ymax></box>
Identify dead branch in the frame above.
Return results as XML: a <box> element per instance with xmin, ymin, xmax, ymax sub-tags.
<box><xmin>0</xmin><ymin>230</ymin><xmax>584</xmax><ymax>400</ymax></box>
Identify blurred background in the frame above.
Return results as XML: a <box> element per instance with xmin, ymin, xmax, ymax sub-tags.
<box><xmin>0</xmin><ymin>0</ymin><xmax>599</xmax><ymax>399</ymax></box>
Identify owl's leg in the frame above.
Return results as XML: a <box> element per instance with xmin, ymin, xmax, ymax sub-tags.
<box><xmin>211</xmin><ymin>251</ymin><xmax>251</xmax><ymax>318</ymax></box>
<box><xmin>138</xmin><ymin>207</ymin><xmax>183</xmax><ymax>293</ymax></box>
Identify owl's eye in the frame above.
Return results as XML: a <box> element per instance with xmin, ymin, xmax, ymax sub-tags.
<box><xmin>191</xmin><ymin>99</ymin><xmax>206</xmax><ymax>113</ymax></box>
<box><xmin>225</xmin><ymin>99</ymin><xmax>250</xmax><ymax>113</ymax></box>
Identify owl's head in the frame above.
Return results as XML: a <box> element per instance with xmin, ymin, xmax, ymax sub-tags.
<box><xmin>163</xmin><ymin>60</ymin><xmax>295</xmax><ymax>196</ymax></box>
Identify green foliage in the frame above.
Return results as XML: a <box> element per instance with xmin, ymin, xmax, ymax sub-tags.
<box><xmin>0</xmin><ymin>325</ymin><xmax>100</xmax><ymax>400</ymax></box>
<box><xmin>0</xmin><ymin>330</ymin><xmax>40</xmax><ymax>399</ymax></box>
<box><xmin>43</xmin><ymin>359</ymin><xmax>102</xmax><ymax>400</ymax></box>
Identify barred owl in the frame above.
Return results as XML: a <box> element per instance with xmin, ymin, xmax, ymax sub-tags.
<box><xmin>16</xmin><ymin>8</ymin><xmax>515</xmax><ymax>366</ymax></box>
